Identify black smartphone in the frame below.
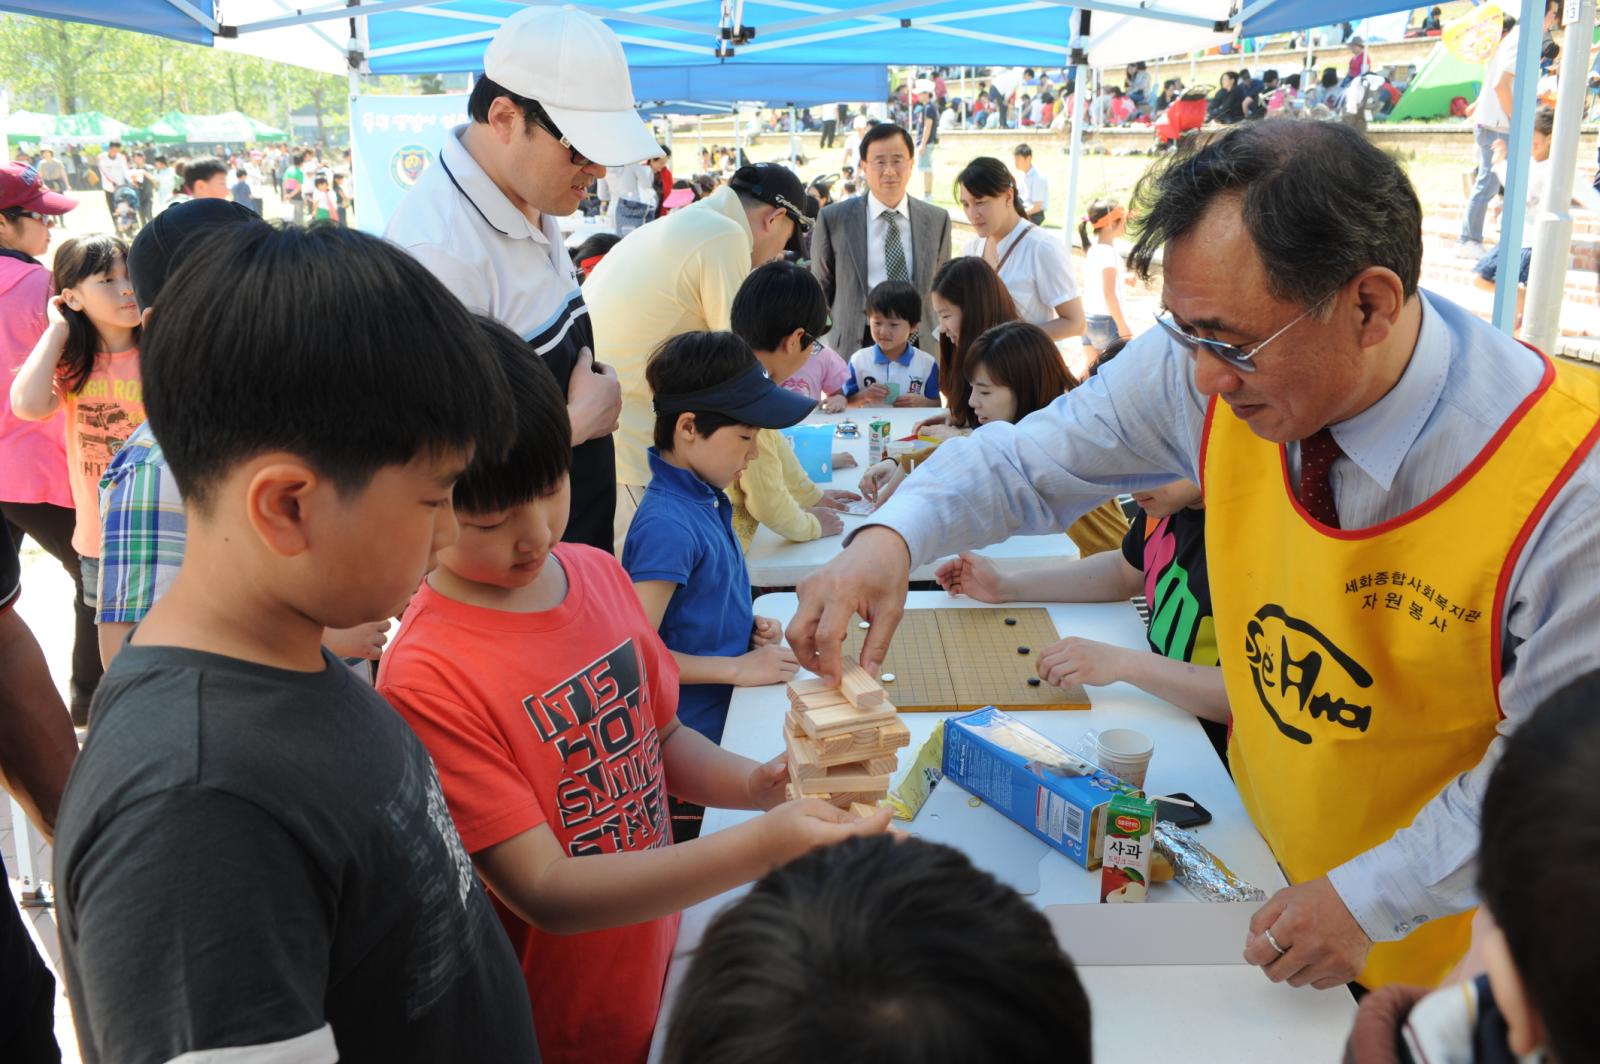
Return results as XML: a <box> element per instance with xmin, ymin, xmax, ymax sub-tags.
<box><xmin>1155</xmin><ymin>792</ymin><xmax>1213</xmax><ymax>829</ymax></box>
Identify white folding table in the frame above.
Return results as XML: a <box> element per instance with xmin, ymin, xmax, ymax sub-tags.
<box><xmin>647</xmin><ymin>592</ymin><xmax>1358</xmax><ymax>1063</ymax></box>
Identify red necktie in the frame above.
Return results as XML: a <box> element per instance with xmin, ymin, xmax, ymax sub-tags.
<box><xmin>1297</xmin><ymin>428</ymin><xmax>1343</xmax><ymax>528</ymax></box>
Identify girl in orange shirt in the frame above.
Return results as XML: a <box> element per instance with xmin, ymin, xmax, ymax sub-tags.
<box><xmin>10</xmin><ymin>234</ymin><xmax>144</xmax><ymax>603</ymax></box>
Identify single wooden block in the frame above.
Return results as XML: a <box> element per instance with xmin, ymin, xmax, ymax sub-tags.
<box><xmin>787</xmin><ymin>677</ymin><xmax>837</xmax><ymax>698</ymax></box>
<box><xmin>849</xmin><ymin>801</ymin><xmax>882</xmax><ymax>819</ymax></box>
<box><xmin>797</xmin><ymin>762</ymin><xmax>892</xmax><ymax>795</ymax></box>
<box><xmin>797</xmin><ymin>688</ymin><xmax>852</xmax><ymax>713</ymax></box>
<box><xmin>839</xmin><ymin>659</ymin><xmax>886</xmax><ymax>708</ymax></box>
<box><xmin>824</xmin><ymin>790</ymin><xmax>885</xmax><ymax>810</ymax></box>
<box><xmin>798</xmin><ymin>698</ymin><xmax>897</xmax><ymax>739</ymax></box>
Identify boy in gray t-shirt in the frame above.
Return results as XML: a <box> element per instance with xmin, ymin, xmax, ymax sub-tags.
<box><xmin>54</xmin><ymin>223</ymin><xmax>538</xmax><ymax>1064</ymax></box>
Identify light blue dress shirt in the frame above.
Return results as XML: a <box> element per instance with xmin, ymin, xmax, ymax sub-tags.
<box><xmin>865</xmin><ymin>290</ymin><xmax>1600</xmax><ymax>943</ymax></box>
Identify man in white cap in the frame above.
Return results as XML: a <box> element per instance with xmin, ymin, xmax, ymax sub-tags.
<box><xmin>387</xmin><ymin>5</ymin><xmax>660</xmax><ymax>553</ymax></box>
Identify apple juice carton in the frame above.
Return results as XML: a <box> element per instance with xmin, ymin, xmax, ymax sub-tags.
<box><xmin>1100</xmin><ymin>792</ymin><xmax>1156</xmax><ymax>902</ymax></box>
<box><xmin>868</xmin><ymin>418</ymin><xmax>892</xmax><ymax>464</ymax></box>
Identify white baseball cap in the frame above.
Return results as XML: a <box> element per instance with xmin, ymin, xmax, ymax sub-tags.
<box><xmin>483</xmin><ymin>5</ymin><xmax>662</xmax><ymax>167</ymax></box>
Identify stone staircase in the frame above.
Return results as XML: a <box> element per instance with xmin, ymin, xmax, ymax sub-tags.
<box><xmin>1417</xmin><ymin>185</ymin><xmax>1600</xmax><ymax>361</ymax></box>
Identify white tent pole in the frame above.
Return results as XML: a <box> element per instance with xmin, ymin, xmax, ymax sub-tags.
<box><xmin>789</xmin><ymin>105</ymin><xmax>799</xmax><ymax>161</ymax></box>
<box><xmin>1064</xmin><ymin>12</ymin><xmax>1091</xmax><ymax>256</ymax></box>
<box><xmin>1522</xmin><ymin>0</ymin><xmax>1595</xmax><ymax>351</ymax></box>
<box><xmin>347</xmin><ymin>6</ymin><xmax>370</xmax><ymax>228</ymax></box>
<box><xmin>1491</xmin><ymin>0</ymin><xmax>1547</xmax><ymax>334</ymax></box>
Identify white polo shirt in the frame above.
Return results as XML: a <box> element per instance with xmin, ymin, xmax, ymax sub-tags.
<box><xmin>385</xmin><ymin>123</ymin><xmax>616</xmax><ymax>551</ymax></box>
<box><xmin>1017</xmin><ymin>167</ymin><xmax>1049</xmax><ymax>216</ymax></box>
<box><xmin>962</xmin><ymin>221</ymin><xmax>1079</xmax><ymax>328</ymax></box>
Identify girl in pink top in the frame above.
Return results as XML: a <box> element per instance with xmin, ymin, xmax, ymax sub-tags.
<box><xmin>0</xmin><ymin>161</ymin><xmax>106</xmax><ymax>723</ymax></box>
<box><xmin>11</xmin><ymin>234</ymin><xmax>144</xmax><ymax>562</ymax></box>
<box><xmin>0</xmin><ymin>168</ymin><xmax>73</xmax><ymax>509</ymax></box>
<box><xmin>780</xmin><ymin>340</ymin><xmax>850</xmax><ymax>413</ymax></box>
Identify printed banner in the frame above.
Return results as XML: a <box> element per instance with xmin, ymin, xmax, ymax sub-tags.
<box><xmin>350</xmin><ymin>93</ymin><xmax>468</xmax><ymax>234</ymax></box>
<box><xmin>1441</xmin><ymin>3</ymin><xmax>1504</xmax><ymax>65</ymax></box>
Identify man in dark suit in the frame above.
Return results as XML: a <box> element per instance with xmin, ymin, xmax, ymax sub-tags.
<box><xmin>810</xmin><ymin>122</ymin><xmax>952</xmax><ymax>353</ymax></box>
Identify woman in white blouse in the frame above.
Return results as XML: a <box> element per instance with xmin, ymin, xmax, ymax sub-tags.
<box><xmin>955</xmin><ymin>157</ymin><xmax>1084</xmax><ymax>343</ymax></box>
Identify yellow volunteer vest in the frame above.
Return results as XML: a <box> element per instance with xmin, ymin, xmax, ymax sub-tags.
<box><xmin>1203</xmin><ymin>354</ymin><xmax>1600</xmax><ymax>989</ymax></box>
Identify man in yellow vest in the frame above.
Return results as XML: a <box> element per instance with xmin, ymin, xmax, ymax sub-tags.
<box><xmin>786</xmin><ymin>120</ymin><xmax>1600</xmax><ymax>991</ymax></box>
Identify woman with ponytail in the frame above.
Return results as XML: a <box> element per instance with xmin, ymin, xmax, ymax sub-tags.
<box><xmin>954</xmin><ymin>156</ymin><xmax>1083</xmax><ymax>342</ymax></box>
<box><xmin>1077</xmin><ymin>198</ymin><xmax>1133</xmax><ymax>370</ymax></box>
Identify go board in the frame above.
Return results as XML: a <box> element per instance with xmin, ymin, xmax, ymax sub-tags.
<box><xmin>841</xmin><ymin>608</ymin><xmax>1090</xmax><ymax>712</ymax></box>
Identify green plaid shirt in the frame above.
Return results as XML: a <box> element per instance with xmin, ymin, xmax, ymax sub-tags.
<box><xmin>96</xmin><ymin>422</ymin><xmax>186</xmax><ymax>623</ymax></box>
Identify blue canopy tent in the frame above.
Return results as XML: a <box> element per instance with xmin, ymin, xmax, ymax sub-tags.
<box><xmin>628</xmin><ymin>64</ymin><xmax>887</xmax><ymax>107</ymax></box>
<box><xmin>1</xmin><ymin>0</ymin><xmax>1236</xmax><ymax>244</ymax></box>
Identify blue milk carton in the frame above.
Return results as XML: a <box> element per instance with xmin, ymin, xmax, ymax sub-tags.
<box><xmin>942</xmin><ymin>707</ymin><xmax>1137</xmax><ymax>869</ymax></box>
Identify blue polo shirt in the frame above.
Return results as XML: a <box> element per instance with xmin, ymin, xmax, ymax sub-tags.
<box><xmin>621</xmin><ymin>448</ymin><xmax>753</xmax><ymax>743</ymax></box>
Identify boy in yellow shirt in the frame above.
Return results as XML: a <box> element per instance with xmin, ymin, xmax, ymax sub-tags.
<box><xmin>726</xmin><ymin>262</ymin><xmax>860</xmax><ymax>548</ymax></box>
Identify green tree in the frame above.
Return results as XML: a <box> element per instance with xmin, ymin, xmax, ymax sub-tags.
<box><xmin>0</xmin><ymin>13</ymin><xmax>345</xmax><ymax>139</ymax></box>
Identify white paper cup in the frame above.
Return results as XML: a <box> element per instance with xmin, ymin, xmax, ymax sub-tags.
<box><xmin>1095</xmin><ymin>728</ymin><xmax>1154</xmax><ymax>790</ymax></box>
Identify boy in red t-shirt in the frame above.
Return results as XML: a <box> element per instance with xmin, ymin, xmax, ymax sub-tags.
<box><xmin>377</xmin><ymin>317</ymin><xmax>888</xmax><ymax>1064</ymax></box>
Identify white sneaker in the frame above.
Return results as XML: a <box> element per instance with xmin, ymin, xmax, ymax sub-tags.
<box><xmin>1456</xmin><ymin>240</ymin><xmax>1488</xmax><ymax>259</ymax></box>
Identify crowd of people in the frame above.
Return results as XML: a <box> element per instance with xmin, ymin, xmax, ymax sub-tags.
<box><xmin>2</xmin><ymin>4</ymin><xmax>1599</xmax><ymax>1064</ymax></box>
<box><xmin>8</xmin><ymin>139</ymin><xmax>354</xmax><ymax>231</ymax></box>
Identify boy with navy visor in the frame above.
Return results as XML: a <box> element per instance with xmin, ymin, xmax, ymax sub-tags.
<box><xmin>624</xmin><ymin>332</ymin><xmax>816</xmax><ymax>760</ymax></box>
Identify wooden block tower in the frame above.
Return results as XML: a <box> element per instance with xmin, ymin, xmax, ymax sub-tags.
<box><xmin>783</xmin><ymin>661</ymin><xmax>910</xmax><ymax>813</ymax></box>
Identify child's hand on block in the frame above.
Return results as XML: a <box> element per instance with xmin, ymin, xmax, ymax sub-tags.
<box><xmin>756</xmin><ymin>799</ymin><xmax>893</xmax><ymax>868</ymax></box>
<box><xmin>934</xmin><ymin>551</ymin><xmax>1009</xmax><ymax>603</ymax></box>
<box><xmin>733</xmin><ymin>643</ymin><xmax>799</xmax><ymax>686</ymax></box>
<box><xmin>1037</xmin><ymin>636</ymin><xmax>1130</xmax><ymax>689</ymax></box>
<box><xmin>893</xmin><ymin>392</ymin><xmax>940</xmax><ymax>408</ymax></box>
<box><xmin>751</xmin><ymin>616</ymin><xmax>783</xmax><ymax>647</ymax></box>
<box><xmin>807</xmin><ymin>506</ymin><xmax>844</xmax><ymax>537</ymax></box>
<box><xmin>745</xmin><ymin>753</ymin><xmax>790</xmax><ymax>810</ymax></box>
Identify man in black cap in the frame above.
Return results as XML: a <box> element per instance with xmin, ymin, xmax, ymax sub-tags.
<box><xmin>583</xmin><ymin>161</ymin><xmax>816</xmax><ymax>549</ymax></box>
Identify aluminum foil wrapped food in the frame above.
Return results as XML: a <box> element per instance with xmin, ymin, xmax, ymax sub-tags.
<box><xmin>1154</xmin><ymin>821</ymin><xmax>1267</xmax><ymax>903</ymax></box>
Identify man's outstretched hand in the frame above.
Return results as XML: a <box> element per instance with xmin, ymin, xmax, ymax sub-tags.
<box><xmin>787</xmin><ymin>526</ymin><xmax>912</xmax><ymax>685</ymax></box>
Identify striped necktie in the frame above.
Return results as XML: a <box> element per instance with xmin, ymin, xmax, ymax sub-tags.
<box><xmin>883</xmin><ymin>209</ymin><xmax>909</xmax><ymax>282</ymax></box>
